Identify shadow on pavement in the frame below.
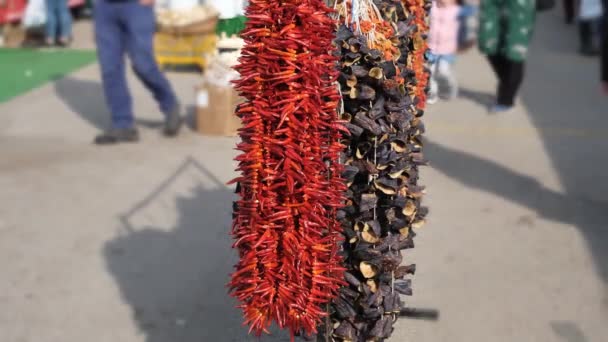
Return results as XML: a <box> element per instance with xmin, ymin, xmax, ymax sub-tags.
<box><xmin>550</xmin><ymin>321</ymin><xmax>588</xmax><ymax>342</ymax></box>
<box><xmin>54</xmin><ymin>77</ymin><xmax>165</xmax><ymax>130</ymax></box>
<box><xmin>54</xmin><ymin>76</ymin><xmax>109</xmax><ymax>129</ymax></box>
<box><xmin>434</xmin><ymin>11</ymin><xmax>608</xmax><ymax>284</ymax></box>
<box><xmin>458</xmin><ymin>87</ymin><xmax>495</xmax><ymax>108</ymax></box>
<box><xmin>520</xmin><ymin>10</ymin><xmax>608</xmax><ymax>285</ymax></box>
<box><xmin>103</xmin><ymin>157</ymin><xmax>291</xmax><ymax>342</ymax></box>
<box><xmin>425</xmin><ymin>139</ymin><xmax>608</xmax><ymax>283</ymax></box>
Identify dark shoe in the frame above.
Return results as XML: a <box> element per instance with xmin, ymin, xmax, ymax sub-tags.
<box><xmin>94</xmin><ymin>128</ymin><xmax>140</xmax><ymax>145</ymax></box>
<box><xmin>163</xmin><ymin>105</ymin><xmax>184</xmax><ymax>137</ymax></box>
<box><xmin>57</xmin><ymin>38</ymin><xmax>71</xmax><ymax>48</ymax></box>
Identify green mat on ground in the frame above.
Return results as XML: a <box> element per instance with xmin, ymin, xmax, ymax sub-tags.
<box><xmin>216</xmin><ymin>16</ymin><xmax>247</xmax><ymax>37</ymax></box>
<box><xmin>0</xmin><ymin>48</ymin><xmax>97</xmax><ymax>103</ymax></box>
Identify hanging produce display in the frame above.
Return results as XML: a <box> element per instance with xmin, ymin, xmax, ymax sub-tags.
<box><xmin>405</xmin><ymin>0</ymin><xmax>430</xmax><ymax>107</ymax></box>
<box><xmin>229</xmin><ymin>0</ymin><xmax>429</xmax><ymax>339</ymax></box>
<box><xmin>318</xmin><ymin>0</ymin><xmax>430</xmax><ymax>340</ymax></box>
<box><xmin>229</xmin><ymin>0</ymin><xmax>348</xmax><ymax>339</ymax></box>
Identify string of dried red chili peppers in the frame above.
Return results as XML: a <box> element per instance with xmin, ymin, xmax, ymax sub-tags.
<box><xmin>318</xmin><ymin>0</ymin><xmax>430</xmax><ymax>340</ymax></box>
<box><xmin>406</xmin><ymin>0</ymin><xmax>430</xmax><ymax>107</ymax></box>
<box><xmin>229</xmin><ymin>0</ymin><xmax>347</xmax><ymax>339</ymax></box>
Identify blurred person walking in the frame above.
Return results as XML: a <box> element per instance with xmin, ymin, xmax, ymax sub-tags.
<box><xmin>427</xmin><ymin>0</ymin><xmax>477</xmax><ymax>104</ymax></box>
<box><xmin>478</xmin><ymin>0</ymin><xmax>536</xmax><ymax>112</ymax></box>
<box><xmin>45</xmin><ymin>0</ymin><xmax>72</xmax><ymax>46</ymax></box>
<box><xmin>563</xmin><ymin>0</ymin><xmax>576</xmax><ymax>23</ymax></box>
<box><xmin>578</xmin><ymin>0</ymin><xmax>603</xmax><ymax>56</ymax></box>
<box><xmin>602</xmin><ymin>0</ymin><xmax>608</xmax><ymax>92</ymax></box>
<box><xmin>93</xmin><ymin>0</ymin><xmax>183</xmax><ymax>145</ymax></box>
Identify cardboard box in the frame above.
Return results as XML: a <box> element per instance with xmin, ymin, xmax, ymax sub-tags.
<box><xmin>195</xmin><ymin>83</ymin><xmax>242</xmax><ymax>136</ymax></box>
<box><xmin>2</xmin><ymin>24</ymin><xmax>25</xmax><ymax>48</ymax></box>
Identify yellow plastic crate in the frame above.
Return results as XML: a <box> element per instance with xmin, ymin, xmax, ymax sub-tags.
<box><xmin>154</xmin><ymin>32</ymin><xmax>217</xmax><ymax>70</ymax></box>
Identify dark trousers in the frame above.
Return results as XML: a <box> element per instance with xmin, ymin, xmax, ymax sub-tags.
<box><xmin>94</xmin><ymin>0</ymin><xmax>177</xmax><ymax>129</ymax></box>
<box><xmin>579</xmin><ymin>19</ymin><xmax>602</xmax><ymax>50</ymax></box>
<box><xmin>602</xmin><ymin>0</ymin><xmax>608</xmax><ymax>82</ymax></box>
<box><xmin>563</xmin><ymin>0</ymin><xmax>575</xmax><ymax>24</ymax></box>
<box><xmin>487</xmin><ymin>54</ymin><xmax>524</xmax><ymax>107</ymax></box>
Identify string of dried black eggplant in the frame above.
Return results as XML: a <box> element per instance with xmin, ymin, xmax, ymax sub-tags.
<box><xmin>318</xmin><ymin>0</ymin><xmax>431</xmax><ymax>341</ymax></box>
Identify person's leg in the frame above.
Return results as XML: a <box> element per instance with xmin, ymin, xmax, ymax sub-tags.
<box><xmin>94</xmin><ymin>0</ymin><xmax>134</xmax><ymax>129</ymax></box>
<box><xmin>601</xmin><ymin>1</ymin><xmax>608</xmax><ymax>86</ymax></box>
<box><xmin>121</xmin><ymin>2</ymin><xmax>178</xmax><ymax>116</ymax></box>
<box><xmin>437</xmin><ymin>56</ymin><xmax>458</xmax><ymax>99</ymax></box>
<box><xmin>487</xmin><ymin>54</ymin><xmax>509</xmax><ymax>104</ymax></box>
<box><xmin>427</xmin><ymin>59</ymin><xmax>439</xmax><ymax>104</ymax></box>
<box><xmin>487</xmin><ymin>54</ymin><xmax>503</xmax><ymax>77</ymax></box>
<box><xmin>44</xmin><ymin>0</ymin><xmax>58</xmax><ymax>44</ymax></box>
<box><xmin>563</xmin><ymin>0</ymin><xmax>575</xmax><ymax>24</ymax></box>
<box><xmin>56</xmin><ymin>0</ymin><xmax>73</xmax><ymax>44</ymax></box>
<box><xmin>579</xmin><ymin>19</ymin><xmax>599</xmax><ymax>55</ymax></box>
<box><xmin>497</xmin><ymin>58</ymin><xmax>524</xmax><ymax>106</ymax></box>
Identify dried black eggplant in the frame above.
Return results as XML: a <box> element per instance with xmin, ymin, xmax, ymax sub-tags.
<box><xmin>394</xmin><ymin>279</ymin><xmax>413</xmax><ymax>296</ymax></box>
<box><xmin>359</xmin><ymin>193</ymin><xmax>378</xmax><ymax>212</ymax></box>
<box><xmin>344</xmin><ymin>271</ymin><xmax>362</xmax><ymax>288</ymax></box>
<box><xmin>342</xmin><ymin>165</ymin><xmax>360</xmax><ymax>183</ymax></box>
<box><xmin>333</xmin><ymin>321</ymin><xmax>357</xmax><ymax>340</ymax></box>
<box><xmin>350</xmin><ymin>64</ymin><xmax>370</xmax><ymax>78</ymax></box>
<box><xmin>355</xmin><ymin>142</ymin><xmax>372</xmax><ymax>159</ymax></box>
<box><xmin>394</xmin><ymin>264</ymin><xmax>416</xmax><ymax>279</ymax></box>
<box><xmin>364</xmin><ymin>49</ymin><xmax>383</xmax><ymax>64</ymax></box>
<box><xmin>345</xmin><ymin>122</ymin><xmax>365</xmax><ymax>137</ymax></box>
<box><xmin>344</xmin><ymin>52</ymin><xmax>362</xmax><ymax>66</ymax></box>
<box><xmin>336</xmin><ymin>24</ymin><xmax>353</xmax><ymax>42</ymax></box>
<box><xmin>368</xmin><ymin>95</ymin><xmax>387</xmax><ymax>120</ymax></box>
<box><xmin>334</xmin><ymin>296</ymin><xmax>357</xmax><ymax>320</ymax></box>
<box><xmin>357</xmin><ymin>84</ymin><xmax>376</xmax><ymax>100</ymax></box>
<box><xmin>340</xmin><ymin>287</ymin><xmax>360</xmax><ymax>300</ymax></box>
<box><xmin>321</xmin><ymin>1</ymin><xmax>430</xmax><ymax>340</ymax></box>
<box><xmin>344</xmin><ymin>227</ymin><xmax>358</xmax><ymax>244</ymax></box>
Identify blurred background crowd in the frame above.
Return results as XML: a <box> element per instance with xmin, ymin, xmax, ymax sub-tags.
<box><xmin>427</xmin><ymin>0</ymin><xmax>607</xmax><ymax>111</ymax></box>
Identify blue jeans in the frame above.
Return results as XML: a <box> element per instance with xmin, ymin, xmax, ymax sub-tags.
<box><xmin>45</xmin><ymin>0</ymin><xmax>72</xmax><ymax>40</ymax></box>
<box><xmin>427</xmin><ymin>53</ymin><xmax>458</xmax><ymax>100</ymax></box>
<box><xmin>94</xmin><ymin>0</ymin><xmax>178</xmax><ymax>129</ymax></box>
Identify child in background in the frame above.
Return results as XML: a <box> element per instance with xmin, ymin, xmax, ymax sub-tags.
<box><xmin>427</xmin><ymin>0</ymin><xmax>476</xmax><ymax>104</ymax></box>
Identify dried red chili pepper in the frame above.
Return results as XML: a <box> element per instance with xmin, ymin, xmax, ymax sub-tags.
<box><xmin>405</xmin><ymin>0</ymin><xmax>430</xmax><ymax>107</ymax></box>
<box><xmin>229</xmin><ymin>0</ymin><xmax>347</xmax><ymax>340</ymax></box>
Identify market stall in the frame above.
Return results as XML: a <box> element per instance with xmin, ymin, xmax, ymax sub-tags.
<box><xmin>154</xmin><ymin>5</ymin><xmax>219</xmax><ymax>70</ymax></box>
<box><xmin>0</xmin><ymin>0</ymin><xmax>84</xmax><ymax>24</ymax></box>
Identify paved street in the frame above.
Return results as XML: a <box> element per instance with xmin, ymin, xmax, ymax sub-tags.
<box><xmin>1</xmin><ymin>10</ymin><xmax>607</xmax><ymax>342</ymax></box>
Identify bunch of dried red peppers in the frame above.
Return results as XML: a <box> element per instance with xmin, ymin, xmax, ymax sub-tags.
<box><xmin>230</xmin><ymin>0</ymin><xmax>430</xmax><ymax>340</ymax></box>
<box><xmin>229</xmin><ymin>0</ymin><xmax>347</xmax><ymax>339</ymax></box>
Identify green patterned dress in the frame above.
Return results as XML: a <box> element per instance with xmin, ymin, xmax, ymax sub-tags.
<box><xmin>478</xmin><ymin>0</ymin><xmax>536</xmax><ymax>61</ymax></box>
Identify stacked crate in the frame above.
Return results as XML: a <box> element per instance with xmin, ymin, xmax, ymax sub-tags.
<box><xmin>154</xmin><ymin>8</ymin><xmax>219</xmax><ymax>70</ymax></box>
